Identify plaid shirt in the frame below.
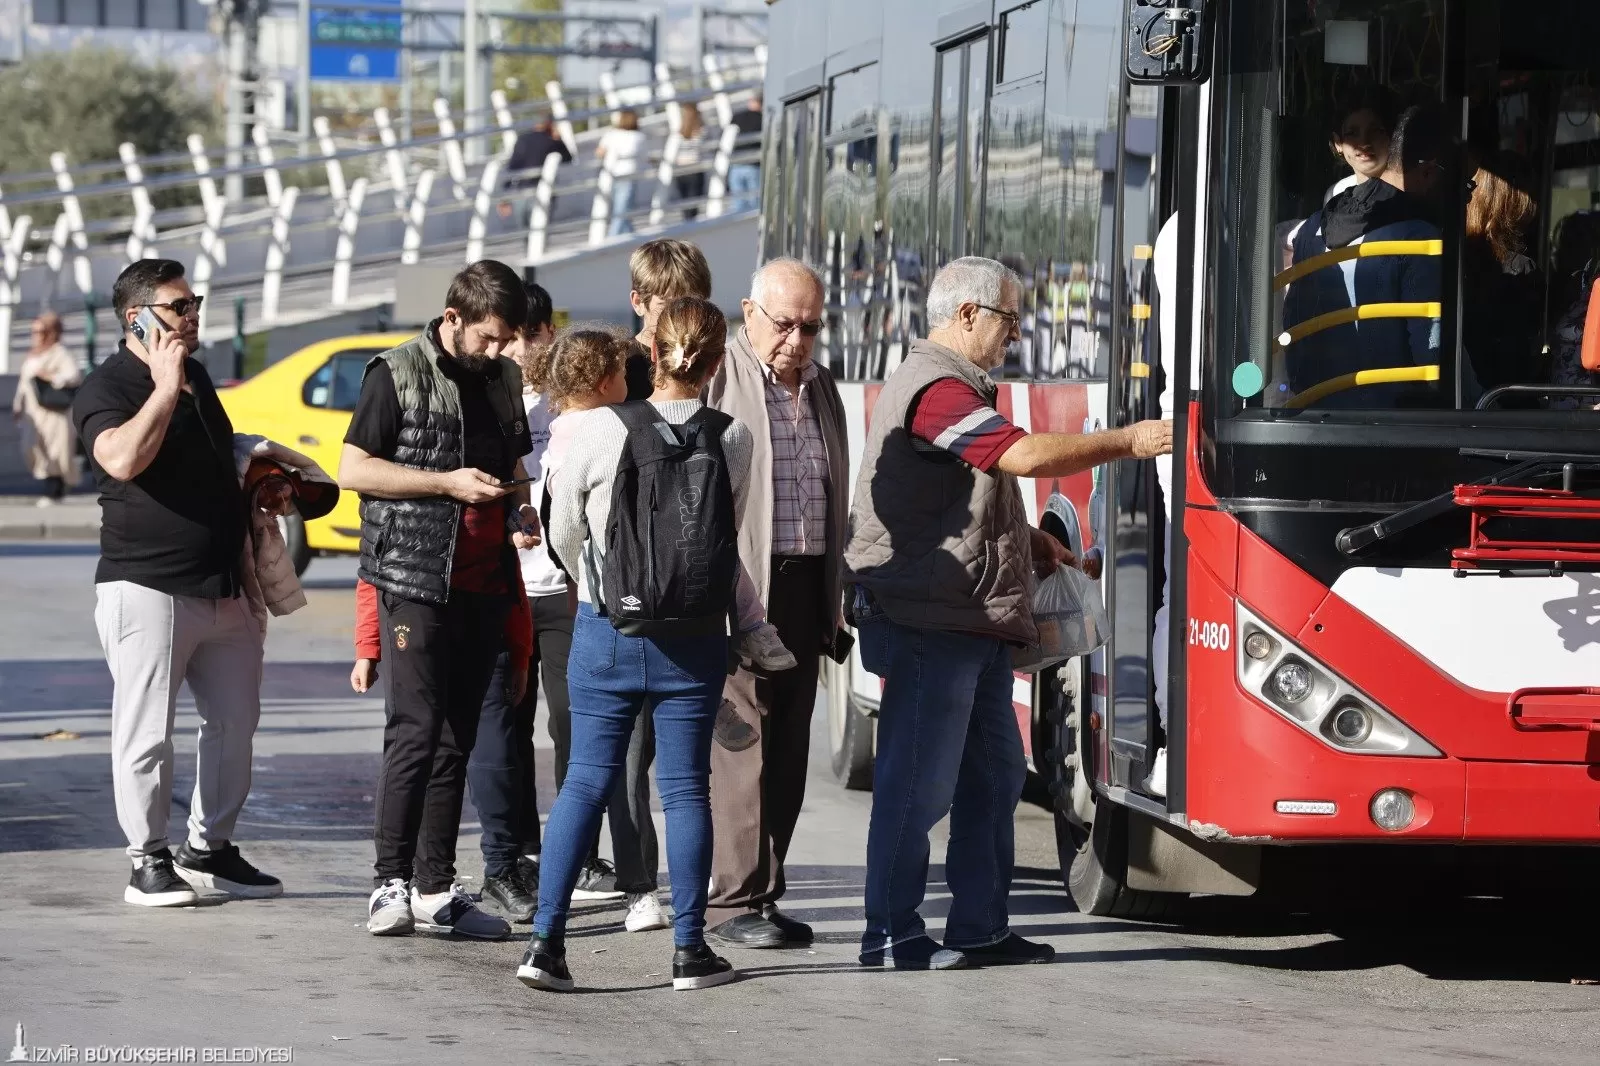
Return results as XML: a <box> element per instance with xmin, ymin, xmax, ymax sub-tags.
<box><xmin>764</xmin><ymin>360</ymin><xmax>830</xmax><ymax>556</ymax></box>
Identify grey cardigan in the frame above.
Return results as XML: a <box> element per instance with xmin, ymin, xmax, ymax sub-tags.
<box><xmin>704</xmin><ymin>326</ymin><xmax>851</xmax><ymax>643</ymax></box>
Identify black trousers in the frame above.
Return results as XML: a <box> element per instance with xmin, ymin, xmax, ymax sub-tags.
<box><xmin>373</xmin><ymin>588</ymin><xmax>509</xmax><ymax>893</ymax></box>
<box><xmin>467</xmin><ymin>649</ymin><xmax>540</xmax><ymax>877</ymax></box>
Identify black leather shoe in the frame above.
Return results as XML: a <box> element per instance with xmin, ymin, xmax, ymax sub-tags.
<box><xmin>125</xmin><ymin>849</ymin><xmax>198</xmax><ymax>908</ymax></box>
<box><xmin>761</xmin><ymin>905</ymin><xmax>813</xmax><ymax>944</ymax></box>
<box><xmin>483</xmin><ymin>870</ymin><xmax>537</xmax><ymax>923</ymax></box>
<box><xmin>516</xmin><ymin>934</ymin><xmax>573</xmax><ymax>992</ymax></box>
<box><xmin>705</xmin><ymin>912</ymin><xmax>785</xmax><ymax>948</ymax></box>
<box><xmin>959</xmin><ymin>933</ymin><xmax>1055</xmax><ymax>966</ymax></box>
<box><xmin>672</xmin><ymin>943</ymin><xmax>736</xmax><ymax>990</ymax></box>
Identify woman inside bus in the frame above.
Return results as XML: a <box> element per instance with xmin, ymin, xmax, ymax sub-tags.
<box><xmin>1283</xmin><ymin>103</ymin><xmax>1452</xmax><ymax>408</ymax></box>
<box><xmin>1461</xmin><ymin>155</ymin><xmax>1542</xmax><ymax>393</ymax></box>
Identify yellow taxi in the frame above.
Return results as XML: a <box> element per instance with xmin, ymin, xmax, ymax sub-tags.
<box><xmin>218</xmin><ymin>332</ymin><xmax>412</xmax><ymax>570</ymax></box>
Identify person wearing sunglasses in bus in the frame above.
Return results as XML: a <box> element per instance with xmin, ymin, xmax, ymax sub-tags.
<box><xmin>844</xmin><ymin>256</ymin><xmax>1171</xmax><ymax>971</ymax></box>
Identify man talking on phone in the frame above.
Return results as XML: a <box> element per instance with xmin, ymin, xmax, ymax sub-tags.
<box><xmin>339</xmin><ymin>260</ymin><xmax>539</xmax><ymax>941</ymax></box>
<box><xmin>72</xmin><ymin>258</ymin><xmax>286</xmax><ymax>908</ymax></box>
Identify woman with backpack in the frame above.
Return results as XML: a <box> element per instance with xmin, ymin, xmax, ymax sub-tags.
<box><xmin>517</xmin><ymin>296</ymin><xmax>751</xmax><ymax>993</ymax></box>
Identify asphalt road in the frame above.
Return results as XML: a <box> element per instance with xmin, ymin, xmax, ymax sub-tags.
<box><xmin>1</xmin><ymin>544</ymin><xmax>1598</xmax><ymax>1065</ymax></box>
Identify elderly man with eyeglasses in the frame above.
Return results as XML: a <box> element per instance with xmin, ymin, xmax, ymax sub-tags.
<box><xmin>700</xmin><ymin>257</ymin><xmax>851</xmax><ymax>948</ymax></box>
<box><xmin>844</xmin><ymin>256</ymin><xmax>1172</xmax><ymax>970</ymax></box>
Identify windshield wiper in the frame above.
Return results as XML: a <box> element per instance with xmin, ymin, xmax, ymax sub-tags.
<box><xmin>1335</xmin><ymin>450</ymin><xmax>1600</xmax><ymax>556</ymax></box>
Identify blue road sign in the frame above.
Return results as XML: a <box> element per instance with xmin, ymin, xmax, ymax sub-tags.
<box><xmin>309</xmin><ymin>0</ymin><xmax>402</xmax><ymax>82</ymax></box>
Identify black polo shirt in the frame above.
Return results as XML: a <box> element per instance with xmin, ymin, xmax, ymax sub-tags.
<box><xmin>71</xmin><ymin>344</ymin><xmax>246</xmax><ymax>599</ymax></box>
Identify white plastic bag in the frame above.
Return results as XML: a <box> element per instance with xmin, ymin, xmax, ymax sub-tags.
<box><xmin>1013</xmin><ymin>564</ymin><xmax>1110</xmax><ymax>673</ymax></box>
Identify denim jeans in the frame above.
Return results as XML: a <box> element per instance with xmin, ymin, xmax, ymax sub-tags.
<box><xmin>857</xmin><ymin>614</ymin><xmax>1026</xmax><ymax>952</ymax></box>
<box><xmin>532</xmin><ymin>603</ymin><xmax>724</xmax><ymax>946</ymax></box>
<box><xmin>727</xmin><ymin>164</ymin><xmax>760</xmax><ymax>213</ymax></box>
<box><xmin>609</xmin><ymin>179</ymin><xmax>637</xmax><ymax>236</ymax></box>
<box><xmin>466</xmin><ymin>649</ymin><xmax>540</xmax><ymax>878</ymax></box>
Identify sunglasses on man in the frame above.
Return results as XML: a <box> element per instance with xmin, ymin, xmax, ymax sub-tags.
<box><xmin>142</xmin><ymin>296</ymin><xmax>205</xmax><ymax>319</ymax></box>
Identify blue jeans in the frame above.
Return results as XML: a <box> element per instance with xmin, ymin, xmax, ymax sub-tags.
<box><xmin>532</xmin><ymin>603</ymin><xmax>725</xmax><ymax>946</ymax></box>
<box><xmin>727</xmin><ymin>164</ymin><xmax>760</xmax><ymax>213</ymax></box>
<box><xmin>858</xmin><ymin>614</ymin><xmax>1026</xmax><ymax>952</ymax></box>
<box><xmin>609</xmin><ymin>179</ymin><xmax>637</xmax><ymax>236</ymax></box>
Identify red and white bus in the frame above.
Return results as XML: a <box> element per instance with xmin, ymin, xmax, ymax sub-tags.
<box><xmin>761</xmin><ymin>0</ymin><xmax>1600</xmax><ymax>914</ymax></box>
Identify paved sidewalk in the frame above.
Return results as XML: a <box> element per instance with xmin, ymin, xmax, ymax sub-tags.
<box><xmin>0</xmin><ymin>495</ymin><xmax>99</xmax><ymax>540</ymax></box>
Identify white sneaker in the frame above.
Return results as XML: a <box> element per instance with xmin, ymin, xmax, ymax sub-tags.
<box><xmin>35</xmin><ymin>497</ymin><xmax>55</xmax><ymax>508</ymax></box>
<box><xmin>367</xmin><ymin>878</ymin><xmax>413</xmax><ymax>936</ymax></box>
<box><xmin>624</xmin><ymin>891</ymin><xmax>670</xmax><ymax>932</ymax></box>
<box><xmin>411</xmin><ymin>883</ymin><xmax>511</xmax><ymax>940</ymax></box>
<box><xmin>739</xmin><ymin>623</ymin><xmax>797</xmax><ymax>672</ymax></box>
<box><xmin>1146</xmin><ymin>748</ymin><xmax>1167</xmax><ymax>798</ymax></box>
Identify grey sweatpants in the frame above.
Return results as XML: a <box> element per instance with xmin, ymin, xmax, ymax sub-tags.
<box><xmin>94</xmin><ymin>581</ymin><xmax>265</xmax><ymax>859</ymax></box>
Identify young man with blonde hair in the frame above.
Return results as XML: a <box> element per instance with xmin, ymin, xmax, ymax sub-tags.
<box><xmin>622</xmin><ymin>238</ymin><xmax>713</xmax><ymax>399</ymax></box>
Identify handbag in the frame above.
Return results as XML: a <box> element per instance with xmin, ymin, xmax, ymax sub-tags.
<box><xmin>32</xmin><ymin>377</ymin><xmax>76</xmax><ymax>412</ymax></box>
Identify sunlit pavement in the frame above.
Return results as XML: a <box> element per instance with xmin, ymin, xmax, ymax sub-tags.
<box><xmin>1</xmin><ymin>545</ymin><xmax>1598</xmax><ymax>1064</ymax></box>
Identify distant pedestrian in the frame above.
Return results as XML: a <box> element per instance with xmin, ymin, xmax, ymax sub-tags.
<box><xmin>13</xmin><ymin>311</ymin><xmax>81</xmax><ymax>506</ymax></box>
<box><xmin>71</xmin><ymin>258</ymin><xmax>285</xmax><ymax>908</ymax></box>
<box><xmin>339</xmin><ymin>259</ymin><xmax>538</xmax><ymax>942</ymax></box>
<box><xmin>517</xmin><ymin>297</ymin><xmax>750</xmax><ymax>993</ymax></box>
<box><xmin>503</xmin><ymin>118</ymin><xmax>574</xmax><ymax>222</ymax></box>
<box><xmin>597</xmin><ymin>109</ymin><xmax>647</xmax><ymax>237</ymax></box>
<box><xmin>674</xmin><ymin>106</ymin><xmax>708</xmax><ymax>220</ymax></box>
<box><xmin>728</xmin><ymin>94</ymin><xmax>763</xmax><ymax>213</ymax></box>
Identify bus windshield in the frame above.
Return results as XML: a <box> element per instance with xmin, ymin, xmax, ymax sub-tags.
<box><xmin>1212</xmin><ymin>0</ymin><xmax>1600</xmax><ymax>417</ymax></box>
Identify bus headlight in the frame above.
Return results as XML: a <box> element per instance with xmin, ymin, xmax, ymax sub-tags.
<box><xmin>1235</xmin><ymin>603</ymin><xmax>1441</xmax><ymax>758</ymax></box>
<box><xmin>1370</xmin><ymin>788</ymin><xmax>1416</xmax><ymax>831</ymax></box>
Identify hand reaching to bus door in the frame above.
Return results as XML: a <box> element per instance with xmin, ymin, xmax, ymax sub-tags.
<box><xmin>1128</xmin><ymin>419</ymin><xmax>1174</xmax><ymax>459</ymax></box>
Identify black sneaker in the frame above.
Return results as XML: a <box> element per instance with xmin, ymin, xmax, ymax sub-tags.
<box><xmin>516</xmin><ymin>934</ymin><xmax>574</xmax><ymax>992</ymax></box>
<box><xmin>125</xmin><ymin>849</ymin><xmax>199</xmax><ymax>908</ymax></box>
<box><xmin>672</xmin><ymin>943</ymin><xmax>736</xmax><ymax>991</ymax></box>
<box><xmin>483</xmin><ymin>869</ymin><xmax>537</xmax><ymax>923</ymax></box>
<box><xmin>570</xmin><ymin>857</ymin><xmax>623</xmax><ymax>902</ymax></box>
<box><xmin>959</xmin><ymin>933</ymin><xmax>1056</xmax><ymax>966</ymax></box>
<box><xmin>173</xmin><ymin>842</ymin><xmax>283</xmax><ymax>899</ymax></box>
<box><xmin>858</xmin><ymin>935</ymin><xmax>968</xmax><ymax>971</ymax></box>
<box><xmin>516</xmin><ymin>853</ymin><xmax>541</xmax><ymax>895</ymax></box>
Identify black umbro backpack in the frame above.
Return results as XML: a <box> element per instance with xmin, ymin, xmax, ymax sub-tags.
<box><xmin>601</xmin><ymin>401</ymin><xmax>739</xmax><ymax>637</ymax></box>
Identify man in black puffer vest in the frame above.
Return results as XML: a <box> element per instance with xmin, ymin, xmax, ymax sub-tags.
<box><xmin>340</xmin><ymin>260</ymin><xmax>538</xmax><ymax>941</ymax></box>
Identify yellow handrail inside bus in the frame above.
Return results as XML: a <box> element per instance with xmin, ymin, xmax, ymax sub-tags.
<box><xmin>1275</xmin><ymin>301</ymin><xmax>1441</xmax><ymax>349</ymax></box>
<box><xmin>1284</xmin><ymin>364</ymin><xmax>1440</xmax><ymax>409</ymax></box>
<box><xmin>1273</xmin><ymin>239</ymin><xmax>1443</xmax><ymax>289</ymax></box>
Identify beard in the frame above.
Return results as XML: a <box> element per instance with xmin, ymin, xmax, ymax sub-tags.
<box><xmin>450</xmin><ymin>325</ymin><xmax>495</xmax><ymax>371</ymax></box>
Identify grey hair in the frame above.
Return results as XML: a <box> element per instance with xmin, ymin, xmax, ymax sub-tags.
<box><xmin>925</xmin><ymin>257</ymin><xmax>1021</xmax><ymax>329</ymax></box>
<box><xmin>750</xmin><ymin>257</ymin><xmax>824</xmax><ymax>304</ymax></box>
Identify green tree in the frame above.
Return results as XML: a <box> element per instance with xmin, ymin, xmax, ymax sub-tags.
<box><xmin>492</xmin><ymin>0</ymin><xmax>563</xmax><ymax>106</ymax></box>
<box><xmin>0</xmin><ymin>47</ymin><xmax>217</xmax><ymax>222</ymax></box>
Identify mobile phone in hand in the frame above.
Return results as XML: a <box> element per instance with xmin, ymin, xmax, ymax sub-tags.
<box><xmin>129</xmin><ymin>306</ymin><xmax>165</xmax><ymax>345</ymax></box>
<box><xmin>826</xmin><ymin>628</ymin><xmax>855</xmax><ymax>665</ymax></box>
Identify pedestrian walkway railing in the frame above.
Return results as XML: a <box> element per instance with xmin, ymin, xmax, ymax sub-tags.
<box><xmin>0</xmin><ymin>50</ymin><xmax>768</xmax><ymax>372</ymax></box>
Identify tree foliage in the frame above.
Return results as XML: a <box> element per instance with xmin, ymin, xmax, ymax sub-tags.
<box><xmin>0</xmin><ymin>48</ymin><xmax>216</xmax><ymax>219</ymax></box>
<box><xmin>492</xmin><ymin>0</ymin><xmax>563</xmax><ymax>106</ymax></box>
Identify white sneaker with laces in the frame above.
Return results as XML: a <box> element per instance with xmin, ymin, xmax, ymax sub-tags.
<box><xmin>1146</xmin><ymin>748</ymin><xmax>1167</xmax><ymax>798</ymax></box>
<box><xmin>739</xmin><ymin>623</ymin><xmax>797</xmax><ymax>672</ymax></box>
<box><xmin>624</xmin><ymin>891</ymin><xmax>670</xmax><ymax>932</ymax></box>
<box><xmin>411</xmin><ymin>883</ymin><xmax>511</xmax><ymax>940</ymax></box>
<box><xmin>367</xmin><ymin>878</ymin><xmax>413</xmax><ymax>936</ymax></box>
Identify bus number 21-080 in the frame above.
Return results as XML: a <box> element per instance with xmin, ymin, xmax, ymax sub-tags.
<box><xmin>1188</xmin><ymin>619</ymin><xmax>1230</xmax><ymax>651</ymax></box>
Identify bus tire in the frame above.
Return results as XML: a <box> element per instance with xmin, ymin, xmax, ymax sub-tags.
<box><xmin>826</xmin><ymin>658</ymin><xmax>874</xmax><ymax>791</ymax></box>
<box><xmin>1064</xmin><ymin>796</ymin><xmax>1185</xmax><ymax>919</ymax></box>
<box><xmin>277</xmin><ymin>511</ymin><xmax>312</xmax><ymax>577</ymax></box>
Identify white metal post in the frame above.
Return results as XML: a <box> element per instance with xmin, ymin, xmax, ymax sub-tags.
<box><xmin>525</xmin><ymin>152</ymin><xmax>561</xmax><ymax>263</ymax></box>
<box><xmin>432</xmin><ymin>97</ymin><xmax>470</xmax><ymax>200</ymax></box>
<box><xmin>655</xmin><ymin>62</ymin><xmax>682</xmax><ymax>134</ymax></box>
<box><xmin>261</xmin><ymin>186</ymin><xmax>299</xmax><ymax>323</ymax></box>
<box><xmin>252</xmin><ymin>124</ymin><xmax>283</xmax><ymax>208</ymax></box>
<box><xmin>0</xmin><ymin>215</ymin><xmax>31</xmax><ymax>374</ymax></box>
<box><xmin>466</xmin><ymin>158</ymin><xmax>501</xmax><ymax>264</ymax></box>
<box><xmin>598</xmin><ymin>70</ymin><xmax>622</xmax><ymax>126</ymax></box>
<box><xmin>706</xmin><ymin>123</ymin><xmax>738</xmax><ymax>218</ymax></box>
<box><xmin>373</xmin><ymin>106</ymin><xmax>411</xmax><ymax>212</ymax></box>
<box><xmin>50</xmin><ymin>152</ymin><xmax>92</xmax><ymax>297</ymax></box>
<box><xmin>119</xmin><ymin>143</ymin><xmax>157</xmax><ymax>261</ymax></box>
<box><xmin>703</xmin><ymin>53</ymin><xmax>734</xmax><ymax>128</ymax></box>
<box><xmin>463</xmin><ymin>0</ymin><xmax>483</xmax><ymax>163</ymax></box>
<box><xmin>589</xmin><ymin>157</ymin><xmax>615</xmax><ymax>245</ymax></box>
<box><xmin>545</xmin><ymin>80</ymin><xmax>576</xmax><ymax>152</ymax></box>
<box><xmin>650</xmin><ymin>130</ymin><xmax>683</xmax><ymax>226</ymax></box>
<box><xmin>331</xmin><ymin>177</ymin><xmax>368</xmax><ymax>307</ymax></box>
<box><xmin>313</xmin><ymin>116</ymin><xmax>348</xmax><ymax>207</ymax></box>
<box><xmin>402</xmin><ymin>169</ymin><xmax>436</xmax><ymax>265</ymax></box>
<box><xmin>188</xmin><ymin>134</ymin><xmax>229</xmax><ymax>339</ymax></box>
<box><xmin>491</xmin><ymin>89</ymin><xmax>518</xmax><ymax>156</ymax></box>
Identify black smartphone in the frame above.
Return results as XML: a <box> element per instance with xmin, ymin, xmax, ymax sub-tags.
<box><xmin>826</xmin><ymin>628</ymin><xmax>855</xmax><ymax>665</ymax></box>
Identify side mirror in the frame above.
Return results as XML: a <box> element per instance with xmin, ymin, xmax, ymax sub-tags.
<box><xmin>1126</xmin><ymin>0</ymin><xmax>1214</xmax><ymax>85</ymax></box>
